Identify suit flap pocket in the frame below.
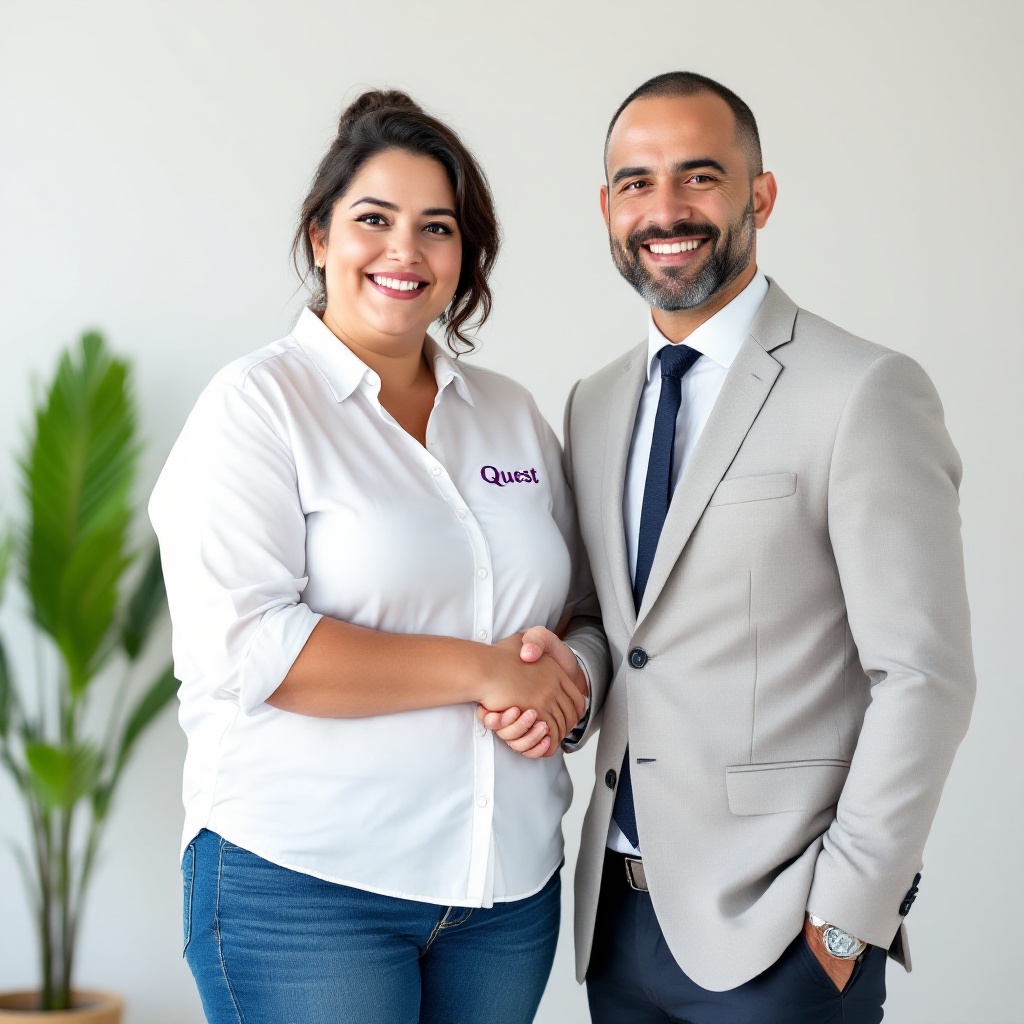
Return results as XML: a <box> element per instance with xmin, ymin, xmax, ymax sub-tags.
<box><xmin>709</xmin><ymin>472</ymin><xmax>797</xmax><ymax>507</ymax></box>
<box><xmin>726</xmin><ymin>759</ymin><xmax>850</xmax><ymax>815</ymax></box>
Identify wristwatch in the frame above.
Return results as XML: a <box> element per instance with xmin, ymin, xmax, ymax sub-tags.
<box><xmin>807</xmin><ymin>914</ymin><xmax>867</xmax><ymax>960</ymax></box>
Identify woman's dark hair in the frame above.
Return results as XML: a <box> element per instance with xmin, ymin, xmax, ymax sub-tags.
<box><xmin>292</xmin><ymin>90</ymin><xmax>500</xmax><ymax>353</ymax></box>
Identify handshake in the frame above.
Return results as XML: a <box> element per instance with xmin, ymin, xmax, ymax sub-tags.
<box><xmin>476</xmin><ymin>627</ymin><xmax>589</xmax><ymax>759</ymax></box>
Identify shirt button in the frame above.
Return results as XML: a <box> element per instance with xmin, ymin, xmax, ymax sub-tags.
<box><xmin>478</xmin><ymin>629</ymin><xmax>488</xmax><ymax>640</ymax></box>
<box><xmin>605</xmin><ymin>769</ymin><xmax>617</xmax><ymax>790</ymax></box>
<box><xmin>629</xmin><ymin>647</ymin><xmax>649</xmax><ymax>669</ymax></box>
<box><xmin>457</xmin><ymin>508</ymin><xmax>468</xmax><ymax>518</ymax></box>
<box><xmin>431</xmin><ymin>466</ymin><xmax>442</xmax><ymax>477</ymax></box>
<box><xmin>476</xmin><ymin>720</ymin><xmax>487</xmax><ymax>737</ymax></box>
<box><xmin>476</xmin><ymin>795</ymin><xmax>488</xmax><ymax>808</ymax></box>
<box><xmin>477</xmin><ymin>568</ymin><xmax>488</xmax><ymax>579</ymax></box>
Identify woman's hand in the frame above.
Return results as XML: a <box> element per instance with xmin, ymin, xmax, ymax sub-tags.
<box><xmin>478</xmin><ymin>627</ymin><xmax>589</xmax><ymax>757</ymax></box>
<box><xmin>477</xmin><ymin>633</ymin><xmax>586</xmax><ymax>751</ymax></box>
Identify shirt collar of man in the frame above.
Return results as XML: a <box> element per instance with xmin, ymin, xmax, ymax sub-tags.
<box><xmin>292</xmin><ymin>306</ymin><xmax>474</xmax><ymax>407</ymax></box>
<box><xmin>645</xmin><ymin>272</ymin><xmax>770</xmax><ymax>380</ymax></box>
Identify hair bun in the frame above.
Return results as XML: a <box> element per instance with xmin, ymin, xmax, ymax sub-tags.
<box><xmin>337</xmin><ymin>90</ymin><xmax>423</xmax><ymax>135</ymax></box>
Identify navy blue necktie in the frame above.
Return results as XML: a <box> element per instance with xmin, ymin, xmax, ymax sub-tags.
<box><xmin>612</xmin><ymin>343</ymin><xmax>701</xmax><ymax>849</ymax></box>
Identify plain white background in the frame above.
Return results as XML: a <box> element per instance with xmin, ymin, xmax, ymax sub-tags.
<box><xmin>1</xmin><ymin>1</ymin><xmax>1020</xmax><ymax>1021</ymax></box>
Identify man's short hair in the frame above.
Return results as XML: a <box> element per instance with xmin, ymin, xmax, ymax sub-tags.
<box><xmin>605</xmin><ymin>72</ymin><xmax>763</xmax><ymax>178</ymax></box>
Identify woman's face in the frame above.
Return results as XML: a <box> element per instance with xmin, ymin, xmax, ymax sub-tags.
<box><xmin>313</xmin><ymin>148</ymin><xmax>463</xmax><ymax>352</ymax></box>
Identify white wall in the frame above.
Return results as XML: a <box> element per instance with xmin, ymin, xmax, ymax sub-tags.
<box><xmin>1</xmin><ymin>1</ymin><xmax>1020</xmax><ymax>1021</ymax></box>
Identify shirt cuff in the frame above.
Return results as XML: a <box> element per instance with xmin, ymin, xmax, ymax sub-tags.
<box><xmin>222</xmin><ymin>601</ymin><xmax>322</xmax><ymax>715</ymax></box>
<box><xmin>562</xmin><ymin>653</ymin><xmax>591</xmax><ymax>748</ymax></box>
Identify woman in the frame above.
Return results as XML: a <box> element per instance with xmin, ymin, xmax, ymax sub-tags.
<box><xmin>150</xmin><ymin>90</ymin><xmax>605</xmax><ymax>1024</ymax></box>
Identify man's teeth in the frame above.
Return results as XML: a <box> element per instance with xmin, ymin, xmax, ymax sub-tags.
<box><xmin>647</xmin><ymin>240</ymin><xmax>703</xmax><ymax>254</ymax></box>
<box><xmin>371</xmin><ymin>275</ymin><xmax>423</xmax><ymax>291</ymax></box>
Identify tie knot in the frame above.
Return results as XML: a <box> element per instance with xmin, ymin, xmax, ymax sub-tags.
<box><xmin>659</xmin><ymin>344</ymin><xmax>701</xmax><ymax>380</ymax></box>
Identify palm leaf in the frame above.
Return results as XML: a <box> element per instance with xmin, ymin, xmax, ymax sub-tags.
<box><xmin>113</xmin><ymin>664</ymin><xmax>178</xmax><ymax>778</ymax></box>
<box><xmin>0</xmin><ymin>527</ymin><xmax>11</xmax><ymax>599</ymax></box>
<box><xmin>24</xmin><ymin>741</ymin><xmax>103</xmax><ymax>812</ymax></box>
<box><xmin>121</xmin><ymin>546</ymin><xmax>166</xmax><ymax>661</ymax></box>
<box><xmin>94</xmin><ymin>664</ymin><xmax>178</xmax><ymax>822</ymax></box>
<box><xmin>21</xmin><ymin>333</ymin><xmax>138</xmax><ymax>695</ymax></box>
<box><xmin>0</xmin><ymin>530</ymin><xmax>11</xmax><ymax>737</ymax></box>
<box><xmin>0</xmin><ymin>635</ymin><xmax>13</xmax><ymax>739</ymax></box>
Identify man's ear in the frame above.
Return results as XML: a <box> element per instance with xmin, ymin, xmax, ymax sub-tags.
<box><xmin>599</xmin><ymin>184</ymin><xmax>610</xmax><ymax>229</ymax></box>
<box><xmin>751</xmin><ymin>172</ymin><xmax>778</xmax><ymax>230</ymax></box>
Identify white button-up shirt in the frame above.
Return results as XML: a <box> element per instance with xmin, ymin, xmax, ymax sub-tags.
<box><xmin>608</xmin><ymin>272</ymin><xmax>770</xmax><ymax>855</ymax></box>
<box><xmin>150</xmin><ymin>308</ymin><xmax>592</xmax><ymax>907</ymax></box>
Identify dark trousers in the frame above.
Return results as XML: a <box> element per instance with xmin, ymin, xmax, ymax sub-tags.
<box><xmin>587</xmin><ymin>851</ymin><xmax>886</xmax><ymax>1024</ymax></box>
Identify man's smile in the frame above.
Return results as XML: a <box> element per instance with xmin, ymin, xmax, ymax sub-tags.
<box><xmin>645</xmin><ymin>239</ymin><xmax>706</xmax><ymax>254</ymax></box>
<box><xmin>639</xmin><ymin>236</ymin><xmax>711</xmax><ymax>268</ymax></box>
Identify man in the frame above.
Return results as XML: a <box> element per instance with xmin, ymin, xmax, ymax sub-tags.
<box><xmin>491</xmin><ymin>71</ymin><xmax>975</xmax><ymax>1022</ymax></box>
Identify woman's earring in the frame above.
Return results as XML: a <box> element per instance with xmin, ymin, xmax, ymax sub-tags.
<box><xmin>313</xmin><ymin>258</ymin><xmax>326</xmax><ymax>306</ymax></box>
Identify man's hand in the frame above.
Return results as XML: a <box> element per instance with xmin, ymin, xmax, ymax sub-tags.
<box><xmin>477</xmin><ymin>634</ymin><xmax>585</xmax><ymax>752</ymax></box>
<box><xmin>478</xmin><ymin>627</ymin><xmax>589</xmax><ymax>758</ymax></box>
<box><xmin>802</xmin><ymin>917</ymin><xmax>857</xmax><ymax>992</ymax></box>
<box><xmin>519</xmin><ymin>626</ymin><xmax>588</xmax><ymax>697</ymax></box>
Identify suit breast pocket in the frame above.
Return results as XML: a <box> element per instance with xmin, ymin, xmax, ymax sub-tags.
<box><xmin>708</xmin><ymin>472</ymin><xmax>797</xmax><ymax>507</ymax></box>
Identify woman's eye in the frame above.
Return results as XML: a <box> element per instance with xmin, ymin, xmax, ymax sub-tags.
<box><xmin>357</xmin><ymin>214</ymin><xmax>388</xmax><ymax>226</ymax></box>
<box><xmin>423</xmin><ymin>222</ymin><xmax>454</xmax><ymax>236</ymax></box>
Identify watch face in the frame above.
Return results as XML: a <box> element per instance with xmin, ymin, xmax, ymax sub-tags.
<box><xmin>823</xmin><ymin>925</ymin><xmax>860</xmax><ymax>959</ymax></box>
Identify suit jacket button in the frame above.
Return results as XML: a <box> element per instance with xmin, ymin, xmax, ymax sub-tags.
<box><xmin>899</xmin><ymin>873</ymin><xmax>922</xmax><ymax>916</ymax></box>
<box><xmin>605</xmin><ymin>769</ymin><xmax>617</xmax><ymax>790</ymax></box>
<box><xmin>629</xmin><ymin>647</ymin><xmax>648</xmax><ymax>669</ymax></box>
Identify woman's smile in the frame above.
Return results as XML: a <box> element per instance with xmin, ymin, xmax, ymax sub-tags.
<box><xmin>366</xmin><ymin>271</ymin><xmax>431</xmax><ymax>299</ymax></box>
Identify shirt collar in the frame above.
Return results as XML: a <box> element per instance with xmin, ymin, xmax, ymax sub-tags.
<box><xmin>646</xmin><ymin>272</ymin><xmax>769</xmax><ymax>380</ymax></box>
<box><xmin>427</xmin><ymin>337</ymin><xmax>475</xmax><ymax>406</ymax></box>
<box><xmin>292</xmin><ymin>307</ymin><xmax>473</xmax><ymax>406</ymax></box>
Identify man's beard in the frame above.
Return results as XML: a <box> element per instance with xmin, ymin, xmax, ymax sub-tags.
<box><xmin>609</xmin><ymin>203</ymin><xmax>755</xmax><ymax>312</ymax></box>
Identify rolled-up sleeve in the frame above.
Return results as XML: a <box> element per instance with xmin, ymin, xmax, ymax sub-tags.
<box><xmin>150</xmin><ymin>378</ymin><xmax>322</xmax><ymax>715</ymax></box>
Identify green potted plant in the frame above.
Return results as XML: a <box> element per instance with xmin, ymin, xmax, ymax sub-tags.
<box><xmin>0</xmin><ymin>333</ymin><xmax>178</xmax><ymax>1021</ymax></box>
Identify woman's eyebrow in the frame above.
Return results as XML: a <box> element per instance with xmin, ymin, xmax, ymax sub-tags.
<box><xmin>349</xmin><ymin>197</ymin><xmax>456</xmax><ymax>218</ymax></box>
<box><xmin>350</xmin><ymin>196</ymin><xmax>398</xmax><ymax>210</ymax></box>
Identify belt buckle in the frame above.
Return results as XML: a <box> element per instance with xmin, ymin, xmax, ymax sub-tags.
<box><xmin>624</xmin><ymin>855</ymin><xmax>648</xmax><ymax>892</ymax></box>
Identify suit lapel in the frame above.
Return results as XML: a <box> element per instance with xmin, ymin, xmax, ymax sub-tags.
<box><xmin>601</xmin><ymin>342</ymin><xmax>647</xmax><ymax>634</ymax></box>
<box><xmin>635</xmin><ymin>280</ymin><xmax>797</xmax><ymax>627</ymax></box>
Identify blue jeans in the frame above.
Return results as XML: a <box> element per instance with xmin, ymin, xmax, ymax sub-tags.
<box><xmin>182</xmin><ymin>830</ymin><xmax>560</xmax><ymax>1024</ymax></box>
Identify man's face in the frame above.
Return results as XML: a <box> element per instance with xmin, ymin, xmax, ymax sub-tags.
<box><xmin>601</xmin><ymin>93</ymin><xmax>775</xmax><ymax>313</ymax></box>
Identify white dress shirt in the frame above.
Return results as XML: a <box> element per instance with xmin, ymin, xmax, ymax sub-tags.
<box><xmin>608</xmin><ymin>272</ymin><xmax>770</xmax><ymax>855</ymax></box>
<box><xmin>150</xmin><ymin>307</ymin><xmax>592</xmax><ymax>907</ymax></box>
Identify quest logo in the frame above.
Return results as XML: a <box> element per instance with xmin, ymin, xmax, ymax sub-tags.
<box><xmin>480</xmin><ymin>465</ymin><xmax>540</xmax><ymax>487</ymax></box>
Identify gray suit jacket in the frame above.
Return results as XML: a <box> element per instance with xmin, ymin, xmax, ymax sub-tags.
<box><xmin>566</xmin><ymin>279</ymin><xmax>975</xmax><ymax>992</ymax></box>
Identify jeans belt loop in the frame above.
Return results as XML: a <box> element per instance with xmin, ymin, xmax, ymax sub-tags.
<box><xmin>624</xmin><ymin>855</ymin><xmax>648</xmax><ymax>892</ymax></box>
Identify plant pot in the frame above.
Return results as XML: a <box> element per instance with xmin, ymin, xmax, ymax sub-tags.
<box><xmin>0</xmin><ymin>991</ymin><xmax>123</xmax><ymax>1023</ymax></box>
